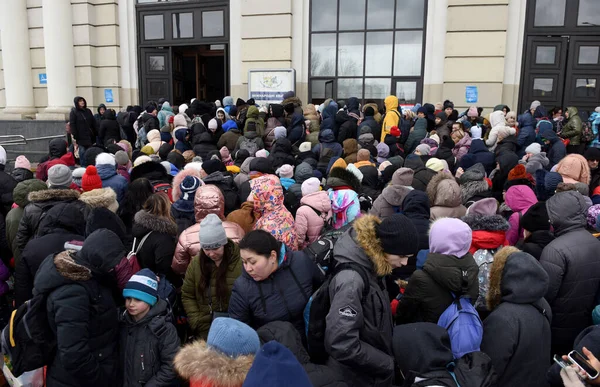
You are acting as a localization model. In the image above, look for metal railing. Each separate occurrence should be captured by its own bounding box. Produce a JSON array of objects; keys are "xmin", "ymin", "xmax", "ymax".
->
[{"xmin": 0, "ymin": 134, "xmax": 66, "ymax": 147}]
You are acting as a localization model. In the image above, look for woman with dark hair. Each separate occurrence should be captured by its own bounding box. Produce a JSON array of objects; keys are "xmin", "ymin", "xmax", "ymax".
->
[
  {"xmin": 117, "ymin": 177, "xmax": 154, "ymax": 233},
  {"xmin": 228, "ymin": 229, "xmax": 322, "ymax": 337},
  {"xmin": 182, "ymin": 214, "xmax": 242, "ymax": 339}
]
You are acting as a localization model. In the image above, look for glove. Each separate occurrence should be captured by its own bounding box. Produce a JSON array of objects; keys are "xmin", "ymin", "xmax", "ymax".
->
[{"xmin": 560, "ymin": 367, "xmax": 585, "ymax": 387}]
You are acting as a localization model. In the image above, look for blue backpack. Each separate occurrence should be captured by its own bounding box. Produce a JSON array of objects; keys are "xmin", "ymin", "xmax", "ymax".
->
[{"xmin": 437, "ymin": 271, "xmax": 483, "ymax": 359}]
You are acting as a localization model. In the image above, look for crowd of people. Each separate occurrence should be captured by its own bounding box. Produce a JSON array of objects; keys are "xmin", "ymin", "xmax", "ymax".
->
[{"xmin": 1, "ymin": 92, "xmax": 600, "ymax": 386}]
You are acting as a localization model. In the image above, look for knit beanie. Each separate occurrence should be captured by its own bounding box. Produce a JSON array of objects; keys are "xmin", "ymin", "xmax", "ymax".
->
[
  {"xmin": 426, "ymin": 158, "xmax": 445, "ymax": 172},
  {"xmin": 357, "ymin": 149, "xmax": 371, "ymax": 162},
  {"xmin": 180, "ymin": 175, "xmax": 201, "ymax": 200},
  {"xmin": 525, "ymin": 143, "xmax": 542, "ymax": 155},
  {"xmin": 392, "ymin": 168, "xmax": 414, "ymax": 186},
  {"xmin": 378, "ymin": 161, "xmax": 392, "ymax": 173},
  {"xmin": 208, "ymin": 118, "xmax": 218, "ymax": 132},
  {"xmin": 274, "ymin": 126, "xmax": 287, "ymax": 140},
  {"xmin": 123, "ymin": 268, "xmax": 158, "ymax": 306},
  {"xmin": 81, "ymin": 166, "xmax": 103, "ymax": 192},
  {"xmin": 202, "ymin": 159, "xmax": 224, "ymax": 176},
  {"xmin": 390, "ymin": 126, "xmax": 401, "ymax": 137},
  {"xmin": 84, "ymin": 146, "xmax": 104, "ymax": 167},
  {"xmin": 14, "ymin": 155, "xmax": 31, "ymax": 170},
  {"xmin": 114, "ymin": 150, "xmax": 129, "ymax": 166},
  {"xmin": 470, "ymin": 126, "xmax": 482, "ymax": 140},
  {"xmin": 376, "ymin": 214, "xmax": 420, "ymax": 256},
  {"xmin": 521, "ymin": 201, "xmax": 550, "ymax": 232},
  {"xmin": 133, "ymin": 155, "xmax": 152, "ymax": 167},
  {"xmin": 467, "ymin": 106, "xmax": 479, "ymax": 118},
  {"xmin": 414, "ymin": 144, "xmax": 430, "ymax": 156},
  {"xmin": 443, "ymin": 100, "xmax": 454, "ymax": 110},
  {"xmin": 299, "ymin": 142, "xmax": 312, "ymax": 153},
  {"xmin": 585, "ymin": 147, "xmax": 600, "ymax": 161},
  {"xmin": 249, "ymin": 157, "xmax": 273, "ymax": 174},
  {"xmin": 301, "ymin": 177, "xmax": 321, "ymax": 196},
  {"xmin": 242, "ymin": 341, "xmax": 312, "ymax": 387},
  {"xmin": 530, "ymin": 100, "xmax": 541, "ymax": 111},
  {"xmin": 47, "ymin": 164, "xmax": 73, "ymax": 188},
  {"xmin": 330, "ymin": 158, "xmax": 347, "ymax": 171},
  {"xmin": 276, "ymin": 164, "xmax": 294, "ymax": 179},
  {"xmin": 429, "ymin": 218, "xmax": 472, "ymax": 257},
  {"xmin": 430, "ymin": 134, "xmax": 440, "ymax": 145},
  {"xmin": 96, "ymin": 152, "xmax": 116, "ymax": 167},
  {"xmin": 219, "ymin": 146, "xmax": 232, "ymax": 161},
  {"xmin": 255, "ymin": 149, "xmax": 269, "ymax": 159},
  {"xmin": 72, "ymin": 167, "xmax": 86, "ymax": 187},
  {"xmin": 141, "ymin": 145, "xmax": 155, "ymax": 156},
  {"xmin": 207, "ymin": 317, "xmax": 260, "ymax": 357},
  {"xmin": 199, "ymin": 214, "xmax": 228, "ymax": 249},
  {"xmin": 466, "ymin": 197, "xmax": 497, "ymax": 216},
  {"xmin": 508, "ymin": 164, "xmax": 528, "ymax": 181}
]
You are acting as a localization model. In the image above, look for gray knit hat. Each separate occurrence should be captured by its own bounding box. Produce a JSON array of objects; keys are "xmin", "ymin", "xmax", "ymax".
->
[
  {"xmin": 72, "ymin": 167, "xmax": 86, "ymax": 187},
  {"xmin": 199, "ymin": 214, "xmax": 228, "ymax": 249},
  {"xmin": 47, "ymin": 164, "xmax": 73, "ymax": 188},
  {"xmin": 114, "ymin": 150, "xmax": 129, "ymax": 166}
]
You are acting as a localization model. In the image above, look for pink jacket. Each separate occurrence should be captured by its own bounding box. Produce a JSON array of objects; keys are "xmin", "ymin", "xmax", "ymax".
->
[
  {"xmin": 452, "ymin": 134, "xmax": 472, "ymax": 162},
  {"xmin": 171, "ymin": 184, "xmax": 245, "ymax": 275},
  {"xmin": 505, "ymin": 185, "xmax": 538, "ymax": 245},
  {"xmin": 295, "ymin": 191, "xmax": 332, "ymax": 249}
]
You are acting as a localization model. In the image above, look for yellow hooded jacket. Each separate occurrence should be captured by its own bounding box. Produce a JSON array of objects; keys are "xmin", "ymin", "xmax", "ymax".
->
[{"xmin": 381, "ymin": 95, "xmax": 400, "ymax": 143}]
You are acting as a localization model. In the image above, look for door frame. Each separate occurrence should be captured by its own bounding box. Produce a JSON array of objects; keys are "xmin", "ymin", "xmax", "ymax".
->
[{"xmin": 140, "ymin": 47, "xmax": 173, "ymax": 105}]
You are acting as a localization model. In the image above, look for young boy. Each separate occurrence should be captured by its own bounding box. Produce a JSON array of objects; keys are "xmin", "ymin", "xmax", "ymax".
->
[{"xmin": 120, "ymin": 269, "xmax": 180, "ymax": 387}]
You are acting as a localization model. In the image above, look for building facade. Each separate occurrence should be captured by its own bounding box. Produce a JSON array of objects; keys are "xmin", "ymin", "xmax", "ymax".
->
[{"xmin": 0, "ymin": 0, "xmax": 599, "ymax": 121}]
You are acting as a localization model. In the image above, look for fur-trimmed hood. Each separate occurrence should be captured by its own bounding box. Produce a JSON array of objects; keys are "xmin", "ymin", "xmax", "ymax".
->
[
  {"xmin": 28, "ymin": 188, "xmax": 80, "ymax": 203},
  {"xmin": 173, "ymin": 340, "xmax": 254, "ymax": 386},
  {"xmin": 487, "ymin": 247, "xmax": 549, "ymax": 311},
  {"xmin": 462, "ymin": 214, "xmax": 509, "ymax": 232},
  {"xmin": 134, "ymin": 209, "xmax": 178, "ymax": 236},
  {"xmin": 79, "ymin": 188, "xmax": 119, "ymax": 213},
  {"xmin": 333, "ymin": 215, "xmax": 392, "ymax": 276},
  {"xmin": 427, "ymin": 172, "xmax": 461, "ymax": 207},
  {"xmin": 327, "ymin": 166, "xmax": 362, "ymax": 192},
  {"xmin": 172, "ymin": 169, "xmax": 203, "ymax": 201}
]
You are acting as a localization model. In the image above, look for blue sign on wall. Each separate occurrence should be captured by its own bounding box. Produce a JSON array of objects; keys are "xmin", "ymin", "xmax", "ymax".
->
[
  {"xmin": 465, "ymin": 86, "xmax": 478, "ymax": 103},
  {"xmin": 38, "ymin": 73, "xmax": 47, "ymax": 85},
  {"xmin": 104, "ymin": 89, "xmax": 114, "ymax": 103}
]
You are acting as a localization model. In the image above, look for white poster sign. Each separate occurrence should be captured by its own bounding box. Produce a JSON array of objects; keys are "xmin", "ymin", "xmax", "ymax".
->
[{"xmin": 248, "ymin": 69, "xmax": 296, "ymax": 105}]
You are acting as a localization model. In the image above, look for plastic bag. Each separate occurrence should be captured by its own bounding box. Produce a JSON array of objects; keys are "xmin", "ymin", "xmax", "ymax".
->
[{"xmin": 2, "ymin": 364, "xmax": 44, "ymax": 387}]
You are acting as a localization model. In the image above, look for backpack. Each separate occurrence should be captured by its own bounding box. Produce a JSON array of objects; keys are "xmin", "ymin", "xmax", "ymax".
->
[
  {"xmin": 581, "ymin": 121, "xmax": 594, "ymax": 144},
  {"xmin": 437, "ymin": 272, "xmax": 483, "ymax": 359},
  {"xmin": 304, "ymin": 261, "xmax": 370, "ymax": 364},
  {"xmin": 317, "ymin": 146, "xmax": 335, "ymax": 175},
  {"xmin": 239, "ymin": 137, "xmax": 259, "ymax": 156},
  {"xmin": 1, "ymin": 294, "xmax": 56, "ymax": 377},
  {"xmin": 472, "ymin": 248, "xmax": 498, "ymax": 312},
  {"xmin": 153, "ymin": 182, "xmax": 173, "ymax": 202},
  {"xmin": 115, "ymin": 232, "xmax": 150, "ymax": 291},
  {"xmin": 406, "ymin": 352, "xmax": 497, "ymax": 387}
]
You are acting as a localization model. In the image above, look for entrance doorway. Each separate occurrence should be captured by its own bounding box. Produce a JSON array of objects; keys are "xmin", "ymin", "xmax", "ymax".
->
[{"xmin": 140, "ymin": 45, "xmax": 227, "ymax": 105}]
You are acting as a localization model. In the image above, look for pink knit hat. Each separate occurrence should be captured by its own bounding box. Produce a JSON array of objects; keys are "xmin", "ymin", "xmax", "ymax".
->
[
  {"xmin": 14, "ymin": 155, "xmax": 31, "ymax": 170},
  {"xmin": 277, "ymin": 164, "xmax": 294, "ymax": 179},
  {"xmin": 467, "ymin": 106, "xmax": 479, "ymax": 118}
]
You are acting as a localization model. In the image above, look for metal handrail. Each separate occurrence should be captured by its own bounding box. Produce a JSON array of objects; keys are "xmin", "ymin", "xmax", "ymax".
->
[{"xmin": 0, "ymin": 134, "xmax": 65, "ymax": 146}]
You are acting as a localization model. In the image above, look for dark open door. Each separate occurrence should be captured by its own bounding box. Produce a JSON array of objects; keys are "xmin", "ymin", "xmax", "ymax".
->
[
  {"xmin": 521, "ymin": 36, "xmax": 569, "ymax": 111},
  {"xmin": 563, "ymin": 36, "xmax": 600, "ymax": 115},
  {"xmin": 140, "ymin": 47, "xmax": 172, "ymax": 104}
]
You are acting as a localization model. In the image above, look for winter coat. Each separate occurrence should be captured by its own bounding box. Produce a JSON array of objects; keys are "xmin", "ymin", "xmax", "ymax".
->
[
  {"xmin": 34, "ymin": 230, "xmax": 124, "ymax": 387},
  {"xmin": 486, "ymin": 124, "xmax": 516, "ymax": 153},
  {"xmin": 381, "ymin": 96, "xmax": 401, "ymax": 143},
  {"xmin": 540, "ymin": 191, "xmax": 600, "ymax": 352},
  {"xmin": 157, "ymin": 101, "xmax": 174, "ymax": 128},
  {"xmin": 426, "ymin": 172, "xmax": 466, "ymax": 221},
  {"xmin": 36, "ymin": 138, "xmax": 76, "ymax": 182},
  {"xmin": 402, "ymin": 190, "xmax": 431, "ymax": 251},
  {"xmin": 395, "ymin": 251, "xmax": 479, "ymax": 325},
  {"xmin": 288, "ymin": 113, "xmax": 306, "ymax": 145},
  {"xmin": 404, "ymin": 118, "xmax": 427, "ymax": 155},
  {"xmin": 343, "ymin": 139, "xmax": 359, "ymax": 164},
  {"xmin": 234, "ymin": 157, "xmax": 253, "ymax": 189},
  {"xmin": 0, "ymin": 166, "xmax": 17, "ymax": 217},
  {"xmin": 173, "ymin": 128, "xmax": 192, "ymax": 153},
  {"xmin": 119, "ymin": 299, "xmax": 179, "ymax": 387},
  {"xmin": 243, "ymin": 106, "xmax": 265, "ymax": 137},
  {"xmin": 16, "ymin": 189, "xmax": 81, "ymax": 252},
  {"xmin": 182, "ymin": 240, "xmax": 242, "ymax": 339},
  {"xmin": 295, "ymin": 191, "xmax": 332, "ymax": 249},
  {"xmin": 452, "ymin": 134, "xmax": 471, "ymax": 162},
  {"xmin": 590, "ymin": 111, "xmax": 600, "ymax": 148},
  {"xmin": 16, "ymin": 202, "xmax": 86, "ymax": 307},
  {"xmin": 313, "ymin": 130, "xmax": 343, "ymax": 173},
  {"xmin": 11, "ymin": 168, "xmax": 33, "ymax": 183},
  {"xmin": 69, "ymin": 97, "xmax": 97, "ymax": 147},
  {"xmin": 337, "ymin": 98, "xmax": 360, "ymax": 144},
  {"xmin": 516, "ymin": 230, "xmax": 555, "ymax": 260},
  {"xmin": 358, "ymin": 116, "xmax": 380, "ymax": 143},
  {"xmin": 522, "ymin": 152, "xmax": 549, "ymax": 175},
  {"xmin": 325, "ymin": 215, "xmax": 395, "ymax": 387},
  {"xmin": 139, "ymin": 112, "xmax": 160, "ymax": 134},
  {"xmin": 251, "ymin": 175, "xmax": 298, "ymax": 250},
  {"xmin": 226, "ymin": 201, "xmax": 256, "ymax": 234},
  {"xmin": 193, "ymin": 132, "xmax": 218, "ymax": 161},
  {"xmin": 459, "ymin": 139, "xmax": 496, "ymax": 176},
  {"xmin": 228, "ymin": 247, "xmax": 321, "ymax": 338},
  {"xmin": 540, "ymin": 127, "xmax": 567, "ymax": 169},
  {"xmin": 203, "ymin": 171, "xmax": 239, "ymax": 216},
  {"xmin": 327, "ymin": 168, "xmax": 362, "ymax": 229},
  {"xmin": 404, "ymin": 157, "xmax": 438, "ymax": 192},
  {"xmin": 132, "ymin": 210, "xmax": 178, "ymax": 282},
  {"xmin": 370, "ymin": 185, "xmax": 413, "ymax": 220},
  {"xmin": 561, "ymin": 107, "xmax": 583, "ymax": 145},
  {"xmin": 481, "ymin": 249, "xmax": 552, "ymax": 387},
  {"xmin": 234, "ymin": 130, "xmax": 265, "ymax": 156},
  {"xmin": 491, "ymin": 152, "xmax": 519, "ymax": 201},
  {"xmin": 217, "ymin": 127, "xmax": 242, "ymax": 153},
  {"xmin": 358, "ymin": 133, "xmax": 378, "ymax": 159},
  {"xmin": 504, "ymin": 185, "xmax": 538, "ymax": 245},
  {"xmin": 171, "ymin": 195, "xmax": 196, "ymax": 237},
  {"xmin": 516, "ymin": 113, "xmax": 537, "ymax": 152},
  {"xmin": 98, "ymin": 110, "xmax": 121, "ymax": 145},
  {"xmin": 172, "ymin": 185, "xmax": 245, "ymax": 276},
  {"xmin": 288, "ymin": 162, "xmax": 314, "ymax": 200},
  {"xmin": 96, "ymin": 164, "xmax": 128, "ymax": 203},
  {"xmin": 269, "ymin": 138, "xmax": 296, "ymax": 171}
]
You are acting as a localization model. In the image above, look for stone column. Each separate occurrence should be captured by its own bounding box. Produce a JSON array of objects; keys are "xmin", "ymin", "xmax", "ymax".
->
[
  {"xmin": 37, "ymin": 0, "xmax": 77, "ymax": 120},
  {"xmin": 0, "ymin": 0, "xmax": 37, "ymax": 119}
]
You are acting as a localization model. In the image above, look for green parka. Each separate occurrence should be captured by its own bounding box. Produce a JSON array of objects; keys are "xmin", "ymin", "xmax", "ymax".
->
[{"xmin": 561, "ymin": 106, "xmax": 583, "ymax": 146}]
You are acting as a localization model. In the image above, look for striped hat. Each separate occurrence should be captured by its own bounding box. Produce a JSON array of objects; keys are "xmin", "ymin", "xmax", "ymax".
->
[{"xmin": 123, "ymin": 269, "xmax": 158, "ymax": 306}]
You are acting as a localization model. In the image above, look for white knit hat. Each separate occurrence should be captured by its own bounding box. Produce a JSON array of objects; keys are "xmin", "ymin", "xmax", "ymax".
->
[
  {"xmin": 525, "ymin": 143, "xmax": 542, "ymax": 155},
  {"xmin": 96, "ymin": 152, "xmax": 116, "ymax": 167}
]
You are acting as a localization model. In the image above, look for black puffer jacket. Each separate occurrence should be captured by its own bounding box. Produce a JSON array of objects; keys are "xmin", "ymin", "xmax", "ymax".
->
[
  {"xmin": 336, "ymin": 98, "xmax": 360, "ymax": 144},
  {"xmin": 516, "ymin": 230, "xmax": 555, "ymax": 260},
  {"xmin": 540, "ymin": 191, "xmax": 600, "ymax": 354},
  {"xmin": 119, "ymin": 299, "xmax": 180, "ymax": 387},
  {"xmin": 257, "ymin": 321, "xmax": 349, "ymax": 387},
  {"xmin": 16, "ymin": 202, "xmax": 86, "ymax": 307},
  {"xmin": 193, "ymin": 132, "xmax": 218, "ymax": 161},
  {"xmin": 404, "ymin": 157, "xmax": 437, "ymax": 192},
  {"xmin": 98, "ymin": 109, "xmax": 121, "ymax": 146},
  {"xmin": 15, "ymin": 189, "xmax": 81, "ymax": 252},
  {"xmin": 129, "ymin": 161, "xmax": 173, "ymax": 187},
  {"xmin": 203, "ymin": 172, "xmax": 238, "ymax": 216},
  {"xmin": 481, "ymin": 249, "xmax": 552, "ymax": 387},
  {"xmin": 0, "ymin": 165, "xmax": 17, "ymax": 216},
  {"xmin": 395, "ymin": 252, "xmax": 479, "ymax": 325},
  {"xmin": 132, "ymin": 210, "xmax": 178, "ymax": 282},
  {"xmin": 269, "ymin": 138, "xmax": 296, "ymax": 171},
  {"xmin": 228, "ymin": 247, "xmax": 322, "ymax": 339},
  {"xmin": 69, "ymin": 97, "xmax": 97, "ymax": 147},
  {"xmin": 33, "ymin": 229, "xmax": 124, "ymax": 387}
]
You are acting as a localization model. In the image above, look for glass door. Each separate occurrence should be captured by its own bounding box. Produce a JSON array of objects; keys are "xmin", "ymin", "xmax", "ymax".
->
[{"xmin": 392, "ymin": 78, "xmax": 421, "ymax": 110}]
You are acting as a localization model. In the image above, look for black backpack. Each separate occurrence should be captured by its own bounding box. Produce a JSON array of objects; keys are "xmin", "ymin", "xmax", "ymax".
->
[
  {"xmin": 1, "ymin": 294, "xmax": 56, "ymax": 377},
  {"xmin": 304, "ymin": 221, "xmax": 353, "ymax": 273},
  {"xmin": 403, "ymin": 352, "xmax": 497, "ymax": 387}
]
